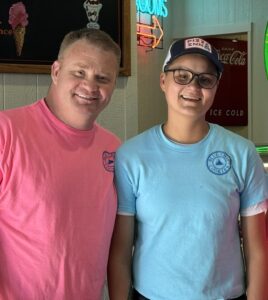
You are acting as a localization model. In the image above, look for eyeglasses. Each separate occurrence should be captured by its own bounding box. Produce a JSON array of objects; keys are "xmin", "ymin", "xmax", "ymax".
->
[{"xmin": 165, "ymin": 68, "xmax": 219, "ymax": 89}]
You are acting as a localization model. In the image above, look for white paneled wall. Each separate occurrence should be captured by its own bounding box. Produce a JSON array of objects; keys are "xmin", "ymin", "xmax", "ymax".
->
[
  {"xmin": 37, "ymin": 75, "xmax": 52, "ymax": 99},
  {"xmin": 178, "ymin": 0, "xmax": 252, "ymax": 27},
  {"xmin": 97, "ymin": 79, "xmax": 128, "ymax": 140},
  {"xmin": 2, "ymin": 74, "xmax": 38, "ymax": 109}
]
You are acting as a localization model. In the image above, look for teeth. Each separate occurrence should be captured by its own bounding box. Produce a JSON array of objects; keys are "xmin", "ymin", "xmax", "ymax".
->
[
  {"xmin": 76, "ymin": 93, "xmax": 97, "ymax": 100},
  {"xmin": 78, "ymin": 94, "xmax": 89, "ymax": 99},
  {"xmin": 181, "ymin": 95, "xmax": 200, "ymax": 101}
]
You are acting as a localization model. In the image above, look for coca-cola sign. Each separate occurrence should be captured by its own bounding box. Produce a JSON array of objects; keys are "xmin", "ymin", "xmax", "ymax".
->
[
  {"xmin": 205, "ymin": 38, "xmax": 248, "ymax": 126},
  {"xmin": 219, "ymin": 50, "xmax": 247, "ymax": 66}
]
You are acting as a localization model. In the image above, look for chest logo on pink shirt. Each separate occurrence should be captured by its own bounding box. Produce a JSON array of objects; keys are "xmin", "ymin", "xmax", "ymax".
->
[{"xmin": 102, "ymin": 151, "xmax": 115, "ymax": 172}]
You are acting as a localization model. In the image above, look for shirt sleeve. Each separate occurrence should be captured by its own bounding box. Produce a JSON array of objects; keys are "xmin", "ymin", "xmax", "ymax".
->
[
  {"xmin": 115, "ymin": 150, "xmax": 136, "ymax": 215},
  {"xmin": 240, "ymin": 198, "xmax": 268, "ymax": 216},
  {"xmin": 240, "ymin": 143, "xmax": 268, "ymax": 210}
]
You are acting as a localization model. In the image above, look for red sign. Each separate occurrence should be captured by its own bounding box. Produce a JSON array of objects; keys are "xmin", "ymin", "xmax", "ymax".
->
[{"xmin": 205, "ymin": 38, "xmax": 248, "ymax": 126}]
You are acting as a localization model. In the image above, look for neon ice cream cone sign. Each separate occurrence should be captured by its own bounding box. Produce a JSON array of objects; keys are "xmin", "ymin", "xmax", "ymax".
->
[
  {"xmin": 83, "ymin": 0, "xmax": 103, "ymax": 29},
  {"xmin": 8, "ymin": 1, "xmax": 28, "ymax": 56}
]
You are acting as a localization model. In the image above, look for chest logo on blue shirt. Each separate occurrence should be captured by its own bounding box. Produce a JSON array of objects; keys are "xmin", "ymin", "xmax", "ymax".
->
[
  {"xmin": 102, "ymin": 151, "xmax": 115, "ymax": 172},
  {"xmin": 207, "ymin": 151, "xmax": 232, "ymax": 175}
]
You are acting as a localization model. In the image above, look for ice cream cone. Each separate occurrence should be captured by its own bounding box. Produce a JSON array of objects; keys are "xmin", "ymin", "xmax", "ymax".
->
[{"xmin": 13, "ymin": 25, "xmax": 26, "ymax": 56}]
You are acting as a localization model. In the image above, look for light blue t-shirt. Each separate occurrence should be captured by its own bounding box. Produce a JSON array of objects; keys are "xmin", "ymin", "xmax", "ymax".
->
[{"xmin": 115, "ymin": 124, "xmax": 268, "ymax": 300}]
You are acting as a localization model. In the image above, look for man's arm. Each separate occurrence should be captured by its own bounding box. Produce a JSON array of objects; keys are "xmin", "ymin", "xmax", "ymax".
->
[
  {"xmin": 241, "ymin": 212, "xmax": 268, "ymax": 300},
  {"xmin": 108, "ymin": 215, "xmax": 135, "ymax": 300}
]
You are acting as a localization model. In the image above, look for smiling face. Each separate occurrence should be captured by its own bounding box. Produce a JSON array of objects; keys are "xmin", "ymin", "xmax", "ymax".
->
[
  {"xmin": 160, "ymin": 53, "xmax": 219, "ymax": 124},
  {"xmin": 47, "ymin": 38, "xmax": 118, "ymax": 129}
]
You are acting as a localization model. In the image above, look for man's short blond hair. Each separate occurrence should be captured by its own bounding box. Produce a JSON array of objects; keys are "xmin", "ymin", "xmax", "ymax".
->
[{"xmin": 58, "ymin": 28, "xmax": 121, "ymax": 70}]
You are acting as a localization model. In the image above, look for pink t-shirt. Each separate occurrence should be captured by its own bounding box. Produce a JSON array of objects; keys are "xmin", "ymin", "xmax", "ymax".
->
[{"xmin": 0, "ymin": 99, "xmax": 120, "ymax": 300}]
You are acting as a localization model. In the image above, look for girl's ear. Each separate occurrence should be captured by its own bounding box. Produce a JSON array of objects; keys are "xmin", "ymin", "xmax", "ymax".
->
[
  {"xmin": 160, "ymin": 72, "xmax": 166, "ymax": 92},
  {"xmin": 51, "ymin": 60, "xmax": 61, "ymax": 84}
]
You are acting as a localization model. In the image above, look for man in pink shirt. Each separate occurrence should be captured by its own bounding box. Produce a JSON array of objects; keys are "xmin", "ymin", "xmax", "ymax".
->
[{"xmin": 0, "ymin": 28, "xmax": 121, "ymax": 300}]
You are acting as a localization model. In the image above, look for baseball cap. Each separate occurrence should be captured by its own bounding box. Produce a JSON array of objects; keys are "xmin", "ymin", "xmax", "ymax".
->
[{"xmin": 162, "ymin": 37, "xmax": 223, "ymax": 75}]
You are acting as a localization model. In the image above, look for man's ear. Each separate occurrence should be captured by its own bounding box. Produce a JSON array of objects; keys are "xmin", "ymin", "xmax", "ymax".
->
[
  {"xmin": 160, "ymin": 72, "xmax": 166, "ymax": 92},
  {"xmin": 51, "ymin": 60, "xmax": 61, "ymax": 84}
]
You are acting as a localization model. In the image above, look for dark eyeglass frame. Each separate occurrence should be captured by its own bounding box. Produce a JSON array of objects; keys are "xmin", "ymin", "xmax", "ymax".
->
[{"xmin": 164, "ymin": 68, "xmax": 220, "ymax": 89}]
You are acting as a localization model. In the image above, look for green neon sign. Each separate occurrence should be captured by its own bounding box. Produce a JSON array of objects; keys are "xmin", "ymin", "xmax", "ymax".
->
[
  {"xmin": 256, "ymin": 146, "xmax": 268, "ymax": 154},
  {"xmin": 265, "ymin": 22, "xmax": 268, "ymax": 79}
]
